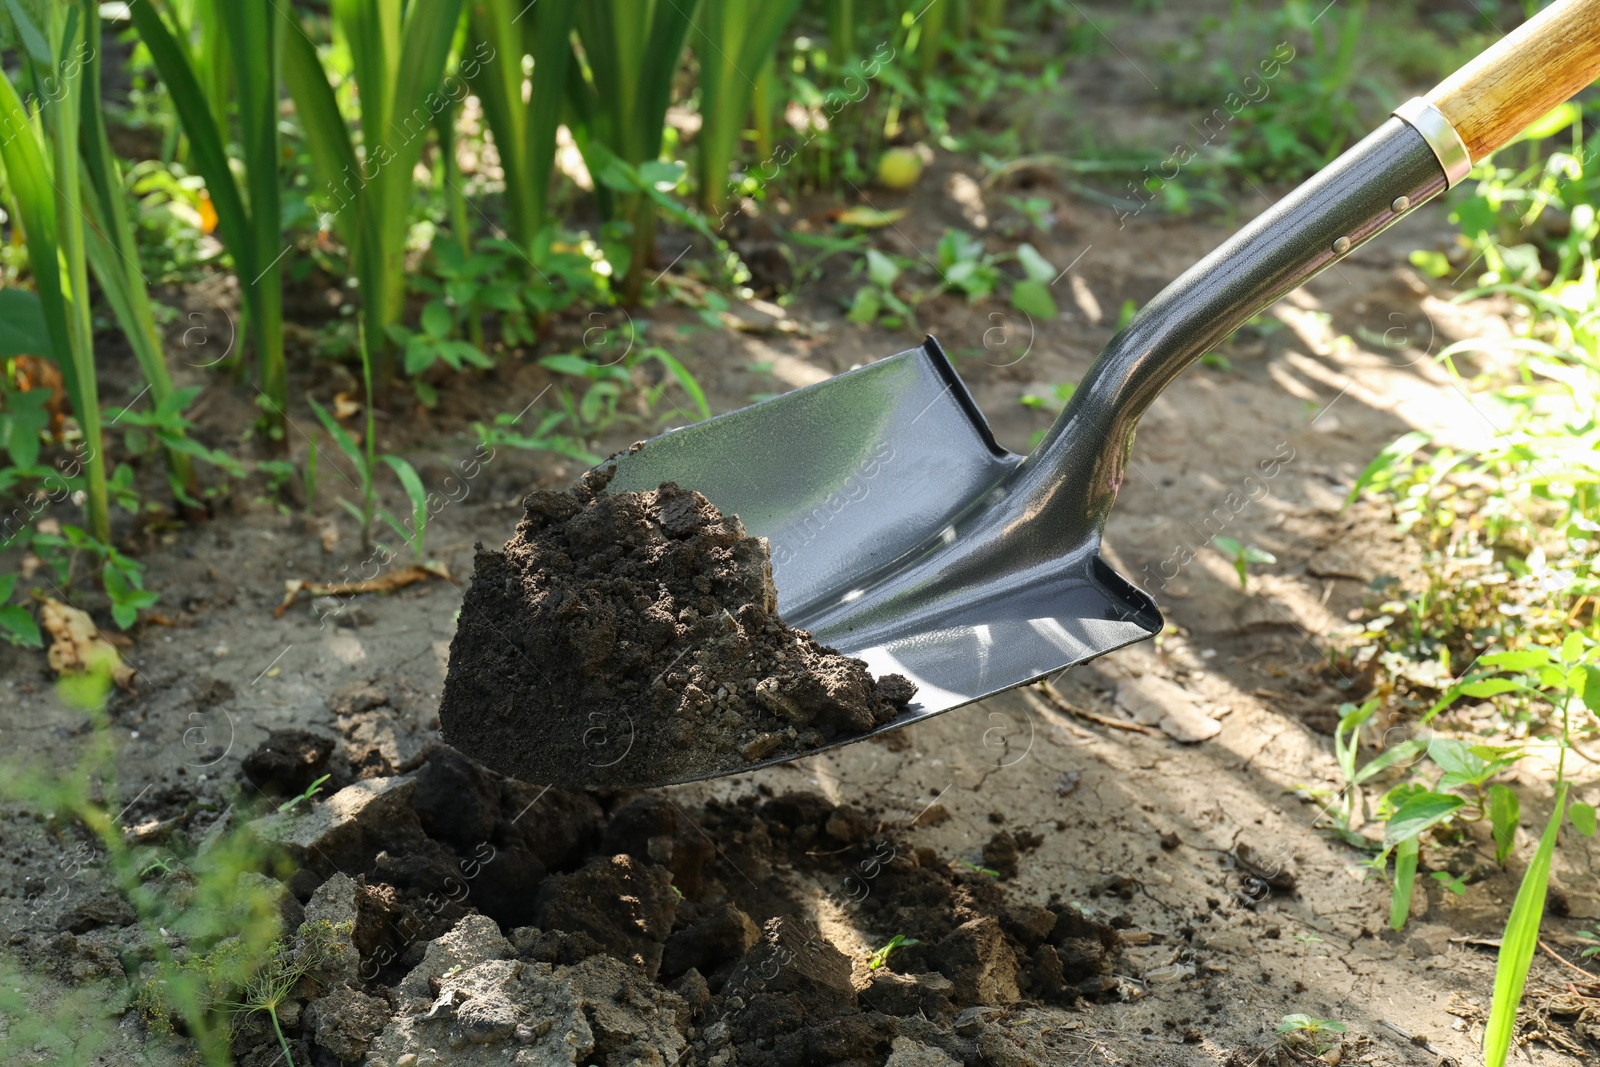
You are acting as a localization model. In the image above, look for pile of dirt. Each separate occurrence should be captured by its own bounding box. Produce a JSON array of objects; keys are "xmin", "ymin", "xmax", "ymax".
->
[
  {"xmin": 439, "ymin": 472, "xmax": 916, "ymax": 788},
  {"xmin": 218, "ymin": 737, "xmax": 1125, "ymax": 1066}
]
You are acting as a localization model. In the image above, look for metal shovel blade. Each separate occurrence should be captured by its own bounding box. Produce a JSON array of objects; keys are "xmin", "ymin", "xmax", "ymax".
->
[
  {"xmin": 603, "ymin": 337, "xmax": 1162, "ymax": 779},
  {"xmin": 597, "ymin": 111, "xmax": 1459, "ymax": 786}
]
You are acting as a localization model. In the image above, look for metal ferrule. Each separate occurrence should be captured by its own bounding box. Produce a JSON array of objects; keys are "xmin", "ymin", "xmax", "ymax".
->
[{"xmin": 1393, "ymin": 97, "xmax": 1473, "ymax": 187}]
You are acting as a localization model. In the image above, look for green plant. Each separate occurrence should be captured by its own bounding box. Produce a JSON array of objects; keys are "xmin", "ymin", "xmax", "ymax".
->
[
  {"xmin": 462, "ymin": 0, "xmax": 579, "ymax": 262},
  {"xmin": 377, "ymin": 456, "xmax": 428, "ymax": 561},
  {"xmin": 1576, "ymin": 923, "xmax": 1600, "ymax": 959},
  {"xmin": 540, "ymin": 345, "xmax": 710, "ymax": 437},
  {"xmin": 0, "ymin": 0, "xmax": 110, "ymax": 542},
  {"xmin": 866, "ymin": 933, "xmax": 920, "ymax": 969},
  {"xmin": 277, "ymin": 773, "xmax": 331, "ymax": 814},
  {"xmin": 567, "ymin": 1, "xmax": 696, "ymax": 303},
  {"xmin": 692, "ymin": 0, "xmax": 803, "ymax": 217},
  {"xmin": 130, "ymin": 0, "xmax": 289, "ymax": 440},
  {"xmin": 847, "ymin": 248, "xmax": 914, "ymax": 329},
  {"xmin": 0, "ymin": 572, "xmax": 41, "ymax": 646},
  {"xmin": 936, "ymin": 228, "xmax": 1000, "ymax": 302},
  {"xmin": 282, "ymin": 0, "xmax": 466, "ymax": 382},
  {"xmin": 0, "ymin": 645, "xmax": 290, "ymax": 1066},
  {"xmin": 1275, "ymin": 1014, "xmax": 1346, "ymax": 1054},
  {"xmin": 1210, "ymin": 535, "xmax": 1275, "ymax": 589}
]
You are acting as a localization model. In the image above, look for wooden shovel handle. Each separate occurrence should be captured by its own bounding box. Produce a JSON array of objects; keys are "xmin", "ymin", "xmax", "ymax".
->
[{"xmin": 1426, "ymin": 0, "xmax": 1600, "ymax": 162}]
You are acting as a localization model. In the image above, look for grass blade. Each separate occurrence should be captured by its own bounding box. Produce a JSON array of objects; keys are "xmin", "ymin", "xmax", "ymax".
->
[{"xmin": 1484, "ymin": 784, "xmax": 1567, "ymax": 1067}]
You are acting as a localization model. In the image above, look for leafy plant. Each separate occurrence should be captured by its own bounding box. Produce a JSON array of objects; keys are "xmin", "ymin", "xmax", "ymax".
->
[
  {"xmin": 1276, "ymin": 1013, "xmax": 1346, "ymax": 1055},
  {"xmin": 567, "ymin": 1, "xmax": 696, "ymax": 303},
  {"xmin": 692, "ymin": 0, "xmax": 803, "ymax": 217},
  {"xmin": 462, "ymin": 0, "xmax": 580, "ymax": 265},
  {"xmin": 1211, "ymin": 535, "xmax": 1276, "ymax": 589},
  {"xmin": 866, "ymin": 933, "xmax": 920, "ymax": 970},
  {"xmin": 0, "ymin": 572, "xmax": 41, "ymax": 647},
  {"xmin": 277, "ymin": 773, "xmax": 331, "ymax": 814},
  {"xmin": 847, "ymin": 248, "xmax": 914, "ymax": 329},
  {"xmin": 130, "ymin": 0, "xmax": 289, "ymax": 439},
  {"xmin": 0, "ymin": 0, "xmax": 110, "ymax": 542},
  {"xmin": 282, "ymin": 0, "xmax": 466, "ymax": 382}
]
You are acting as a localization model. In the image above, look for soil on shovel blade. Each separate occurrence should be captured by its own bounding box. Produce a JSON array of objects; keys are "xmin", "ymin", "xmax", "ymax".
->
[{"xmin": 439, "ymin": 470, "xmax": 916, "ymax": 787}]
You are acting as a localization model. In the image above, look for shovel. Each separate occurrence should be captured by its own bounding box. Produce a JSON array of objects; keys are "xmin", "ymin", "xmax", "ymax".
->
[{"xmin": 474, "ymin": 1, "xmax": 1600, "ymax": 788}]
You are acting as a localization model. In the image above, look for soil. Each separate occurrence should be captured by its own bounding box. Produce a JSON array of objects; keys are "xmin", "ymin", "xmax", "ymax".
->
[
  {"xmin": 439, "ymin": 474, "xmax": 916, "ymax": 788},
  {"xmin": 3, "ymin": 4, "xmax": 1600, "ymax": 1064}
]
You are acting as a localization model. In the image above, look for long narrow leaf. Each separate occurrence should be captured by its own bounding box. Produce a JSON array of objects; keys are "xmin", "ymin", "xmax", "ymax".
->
[{"xmin": 1484, "ymin": 785, "xmax": 1568, "ymax": 1067}]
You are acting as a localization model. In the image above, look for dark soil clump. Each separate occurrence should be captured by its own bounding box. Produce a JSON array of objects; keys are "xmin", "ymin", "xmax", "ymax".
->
[{"xmin": 439, "ymin": 473, "xmax": 915, "ymax": 787}]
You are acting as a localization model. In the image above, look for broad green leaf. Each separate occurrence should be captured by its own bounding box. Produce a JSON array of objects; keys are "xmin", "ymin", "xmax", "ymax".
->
[
  {"xmin": 1488, "ymin": 784, "xmax": 1519, "ymax": 866},
  {"xmin": 540, "ymin": 354, "xmax": 598, "ymax": 378},
  {"xmin": 1479, "ymin": 649, "xmax": 1552, "ymax": 671},
  {"xmin": 0, "ymin": 289, "xmax": 50, "ymax": 357},
  {"xmin": 0, "ymin": 604, "xmax": 42, "ymax": 648},
  {"xmin": 1572, "ymin": 802, "xmax": 1597, "ymax": 838},
  {"xmin": 1561, "ymin": 631, "xmax": 1585, "ymax": 666},
  {"xmin": 1483, "ymin": 785, "xmax": 1567, "ymax": 1067},
  {"xmin": 1011, "ymin": 279, "xmax": 1058, "ymax": 320},
  {"xmin": 1382, "ymin": 790, "xmax": 1464, "ymax": 849},
  {"xmin": 848, "ymin": 286, "xmax": 880, "ymax": 324},
  {"xmin": 422, "ymin": 300, "xmax": 453, "ymax": 340},
  {"xmin": 865, "ymin": 248, "xmax": 900, "ymax": 289},
  {"xmin": 1352, "ymin": 739, "xmax": 1425, "ymax": 784},
  {"xmin": 1016, "ymin": 243, "xmax": 1056, "ymax": 284}
]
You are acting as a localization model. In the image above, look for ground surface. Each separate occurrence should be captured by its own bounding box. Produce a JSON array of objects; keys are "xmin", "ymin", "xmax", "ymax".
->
[{"xmin": 4, "ymin": 3, "xmax": 1600, "ymax": 1064}]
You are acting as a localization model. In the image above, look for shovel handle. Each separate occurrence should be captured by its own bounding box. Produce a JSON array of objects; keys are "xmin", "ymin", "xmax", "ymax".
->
[{"xmin": 1426, "ymin": 0, "xmax": 1600, "ymax": 163}]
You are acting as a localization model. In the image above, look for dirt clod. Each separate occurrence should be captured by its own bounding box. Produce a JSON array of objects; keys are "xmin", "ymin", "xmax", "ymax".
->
[{"xmin": 438, "ymin": 478, "xmax": 915, "ymax": 787}]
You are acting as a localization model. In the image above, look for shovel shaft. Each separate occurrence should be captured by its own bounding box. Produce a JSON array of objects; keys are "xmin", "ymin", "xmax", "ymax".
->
[
  {"xmin": 1029, "ymin": 117, "xmax": 1447, "ymax": 535},
  {"xmin": 1033, "ymin": 0, "xmax": 1600, "ymax": 542},
  {"xmin": 1426, "ymin": 0, "xmax": 1600, "ymax": 164}
]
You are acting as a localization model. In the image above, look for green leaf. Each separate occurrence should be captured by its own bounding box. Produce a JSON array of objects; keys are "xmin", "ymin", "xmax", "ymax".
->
[
  {"xmin": 1390, "ymin": 834, "xmax": 1418, "ymax": 931},
  {"xmin": 0, "ymin": 604, "xmax": 42, "ymax": 648},
  {"xmin": 1582, "ymin": 665, "xmax": 1600, "ymax": 712},
  {"xmin": 1483, "ymin": 785, "xmax": 1567, "ymax": 1067},
  {"xmin": 422, "ymin": 300, "xmax": 453, "ymax": 340},
  {"xmin": 864, "ymin": 248, "xmax": 900, "ymax": 289},
  {"xmin": 848, "ymin": 286, "xmax": 881, "ymax": 324},
  {"xmin": 1572, "ymin": 802, "xmax": 1597, "ymax": 838},
  {"xmin": 1488, "ymin": 784, "xmax": 1519, "ymax": 866},
  {"xmin": 1561, "ymin": 631, "xmax": 1585, "ymax": 667},
  {"xmin": 1345, "ymin": 430, "xmax": 1431, "ymax": 507},
  {"xmin": 1352, "ymin": 739, "xmax": 1425, "ymax": 785},
  {"xmin": 540, "ymin": 353, "xmax": 598, "ymax": 378},
  {"xmin": 1479, "ymin": 649, "xmax": 1553, "ymax": 672},
  {"xmin": 1382, "ymin": 790, "xmax": 1464, "ymax": 850},
  {"xmin": 0, "ymin": 289, "xmax": 50, "ymax": 357},
  {"xmin": 1016, "ymin": 243, "xmax": 1056, "ymax": 284},
  {"xmin": 404, "ymin": 338, "xmax": 438, "ymax": 376},
  {"xmin": 1011, "ymin": 279, "xmax": 1058, "ymax": 320}
]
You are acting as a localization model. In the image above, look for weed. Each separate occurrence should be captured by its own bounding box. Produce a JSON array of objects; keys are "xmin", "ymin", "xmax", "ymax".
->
[
  {"xmin": 847, "ymin": 248, "xmax": 915, "ymax": 329},
  {"xmin": 1577, "ymin": 924, "xmax": 1600, "ymax": 959},
  {"xmin": 1276, "ymin": 1013, "xmax": 1346, "ymax": 1055},
  {"xmin": 1211, "ymin": 536, "xmax": 1276, "ymax": 589},
  {"xmin": 867, "ymin": 933, "xmax": 920, "ymax": 970},
  {"xmin": 276, "ymin": 773, "xmax": 331, "ymax": 814}
]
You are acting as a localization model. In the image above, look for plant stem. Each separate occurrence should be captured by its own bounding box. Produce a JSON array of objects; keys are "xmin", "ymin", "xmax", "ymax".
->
[
  {"xmin": 360, "ymin": 329, "xmax": 376, "ymax": 549},
  {"xmin": 268, "ymin": 1006, "xmax": 295, "ymax": 1067}
]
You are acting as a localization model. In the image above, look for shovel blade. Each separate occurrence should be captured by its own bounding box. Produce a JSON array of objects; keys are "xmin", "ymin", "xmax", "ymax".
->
[{"xmin": 605, "ymin": 339, "xmax": 1162, "ymax": 773}]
